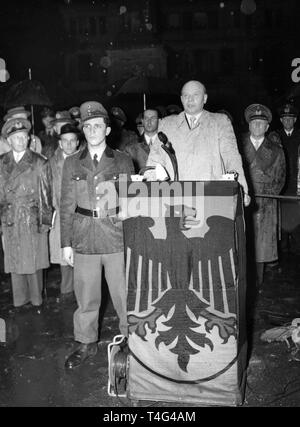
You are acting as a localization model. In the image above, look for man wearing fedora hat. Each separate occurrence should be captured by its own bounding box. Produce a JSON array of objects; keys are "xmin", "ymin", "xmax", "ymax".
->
[
  {"xmin": 49, "ymin": 123, "xmax": 81, "ymax": 304},
  {"xmin": 60, "ymin": 101, "xmax": 134, "ymax": 368},
  {"xmin": 0, "ymin": 118, "xmax": 53, "ymax": 312},
  {"xmin": 240, "ymin": 103, "xmax": 286, "ymax": 291},
  {"xmin": 276, "ymin": 103, "xmax": 300, "ymax": 255}
]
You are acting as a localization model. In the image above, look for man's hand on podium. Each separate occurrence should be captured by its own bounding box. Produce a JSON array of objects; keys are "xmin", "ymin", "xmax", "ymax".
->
[{"xmin": 143, "ymin": 164, "xmax": 169, "ymax": 181}]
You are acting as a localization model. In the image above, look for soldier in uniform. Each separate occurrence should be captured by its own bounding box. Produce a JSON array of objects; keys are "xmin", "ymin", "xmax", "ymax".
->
[
  {"xmin": 0, "ymin": 118, "xmax": 53, "ymax": 312},
  {"xmin": 2, "ymin": 106, "xmax": 42, "ymax": 154},
  {"xmin": 60, "ymin": 101, "xmax": 134, "ymax": 368},
  {"xmin": 276, "ymin": 103, "xmax": 300, "ymax": 254},
  {"xmin": 240, "ymin": 104, "xmax": 286, "ymax": 289}
]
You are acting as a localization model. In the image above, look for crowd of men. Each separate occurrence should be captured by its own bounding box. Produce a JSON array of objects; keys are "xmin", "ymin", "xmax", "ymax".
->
[{"xmin": 0, "ymin": 79, "xmax": 299, "ymax": 364}]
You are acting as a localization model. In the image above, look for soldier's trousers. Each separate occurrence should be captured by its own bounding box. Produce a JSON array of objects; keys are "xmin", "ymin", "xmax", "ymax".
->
[
  {"xmin": 60, "ymin": 265, "xmax": 74, "ymax": 294},
  {"xmin": 73, "ymin": 252, "xmax": 127, "ymax": 344},
  {"xmin": 11, "ymin": 270, "xmax": 43, "ymax": 307}
]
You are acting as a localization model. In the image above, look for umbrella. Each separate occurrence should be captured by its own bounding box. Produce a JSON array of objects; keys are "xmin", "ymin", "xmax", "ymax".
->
[
  {"xmin": 114, "ymin": 76, "xmax": 177, "ymax": 110},
  {"xmin": 4, "ymin": 79, "xmax": 52, "ymax": 110},
  {"xmin": 4, "ymin": 69, "xmax": 52, "ymax": 134}
]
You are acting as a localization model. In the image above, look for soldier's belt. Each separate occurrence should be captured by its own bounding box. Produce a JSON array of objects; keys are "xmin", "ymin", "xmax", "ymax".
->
[{"xmin": 75, "ymin": 206, "xmax": 119, "ymax": 218}]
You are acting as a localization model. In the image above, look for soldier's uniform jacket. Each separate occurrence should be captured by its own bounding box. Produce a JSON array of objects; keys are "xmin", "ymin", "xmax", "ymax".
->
[
  {"xmin": 0, "ymin": 149, "xmax": 53, "ymax": 273},
  {"xmin": 60, "ymin": 145, "xmax": 134, "ymax": 254},
  {"xmin": 241, "ymin": 132, "xmax": 286, "ymax": 262}
]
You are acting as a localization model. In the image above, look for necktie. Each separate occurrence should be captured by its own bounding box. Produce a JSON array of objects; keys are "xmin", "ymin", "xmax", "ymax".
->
[
  {"xmin": 149, "ymin": 138, "xmax": 153, "ymax": 146},
  {"xmin": 93, "ymin": 153, "xmax": 98, "ymax": 168},
  {"xmin": 190, "ymin": 116, "xmax": 196, "ymax": 129}
]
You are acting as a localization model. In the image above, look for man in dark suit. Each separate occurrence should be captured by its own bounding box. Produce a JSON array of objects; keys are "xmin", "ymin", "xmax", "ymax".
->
[
  {"xmin": 276, "ymin": 103, "xmax": 300, "ymax": 254},
  {"xmin": 123, "ymin": 108, "xmax": 160, "ymax": 174},
  {"xmin": 60, "ymin": 101, "xmax": 134, "ymax": 368}
]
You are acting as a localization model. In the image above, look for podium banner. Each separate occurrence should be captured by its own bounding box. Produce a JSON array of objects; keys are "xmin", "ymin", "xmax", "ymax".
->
[{"xmin": 122, "ymin": 181, "xmax": 247, "ymax": 406}]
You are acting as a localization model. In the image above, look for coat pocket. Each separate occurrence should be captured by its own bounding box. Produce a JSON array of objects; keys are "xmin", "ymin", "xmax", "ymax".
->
[{"xmin": 72, "ymin": 214, "xmax": 88, "ymax": 251}]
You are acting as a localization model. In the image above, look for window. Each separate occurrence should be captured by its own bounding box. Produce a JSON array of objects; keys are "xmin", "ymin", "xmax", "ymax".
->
[
  {"xmin": 194, "ymin": 49, "xmax": 213, "ymax": 74},
  {"xmin": 182, "ymin": 12, "xmax": 192, "ymax": 30},
  {"xmin": 265, "ymin": 9, "xmax": 273, "ymax": 28},
  {"xmin": 69, "ymin": 18, "xmax": 77, "ymax": 36},
  {"xmin": 89, "ymin": 17, "xmax": 97, "ymax": 36},
  {"xmin": 98, "ymin": 16, "xmax": 106, "ymax": 34},
  {"xmin": 220, "ymin": 49, "xmax": 235, "ymax": 75},
  {"xmin": 245, "ymin": 15, "xmax": 253, "ymax": 33},
  {"xmin": 193, "ymin": 12, "xmax": 208, "ymax": 29},
  {"xmin": 78, "ymin": 54, "xmax": 92, "ymax": 81},
  {"xmin": 167, "ymin": 13, "xmax": 180, "ymax": 30},
  {"xmin": 209, "ymin": 11, "xmax": 218, "ymax": 29}
]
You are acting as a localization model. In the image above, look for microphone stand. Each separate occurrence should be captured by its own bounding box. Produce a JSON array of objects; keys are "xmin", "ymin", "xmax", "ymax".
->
[{"xmin": 158, "ymin": 133, "xmax": 179, "ymax": 181}]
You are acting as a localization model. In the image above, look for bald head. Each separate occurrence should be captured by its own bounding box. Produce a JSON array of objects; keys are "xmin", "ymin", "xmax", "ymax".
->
[{"xmin": 181, "ymin": 80, "xmax": 208, "ymax": 115}]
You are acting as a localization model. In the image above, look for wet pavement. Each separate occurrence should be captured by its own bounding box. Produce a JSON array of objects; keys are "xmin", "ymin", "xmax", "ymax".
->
[{"xmin": 0, "ymin": 256, "xmax": 300, "ymax": 408}]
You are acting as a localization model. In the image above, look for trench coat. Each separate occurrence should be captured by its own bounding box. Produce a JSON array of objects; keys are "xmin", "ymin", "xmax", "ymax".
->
[
  {"xmin": 49, "ymin": 147, "xmax": 68, "ymax": 265},
  {"xmin": 0, "ymin": 149, "xmax": 53, "ymax": 274},
  {"xmin": 240, "ymin": 133, "xmax": 286, "ymax": 262},
  {"xmin": 60, "ymin": 145, "xmax": 134, "ymax": 254},
  {"xmin": 276, "ymin": 128, "xmax": 300, "ymax": 232},
  {"xmin": 146, "ymin": 110, "xmax": 248, "ymax": 194}
]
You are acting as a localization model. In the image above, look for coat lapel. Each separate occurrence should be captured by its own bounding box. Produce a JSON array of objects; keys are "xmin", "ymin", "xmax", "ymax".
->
[
  {"xmin": 4, "ymin": 149, "xmax": 33, "ymax": 182},
  {"xmin": 79, "ymin": 146, "xmax": 94, "ymax": 172},
  {"xmin": 97, "ymin": 145, "xmax": 114, "ymax": 174}
]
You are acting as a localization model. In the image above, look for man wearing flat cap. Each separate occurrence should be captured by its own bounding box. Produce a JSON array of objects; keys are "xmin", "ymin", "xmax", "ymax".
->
[
  {"xmin": 0, "ymin": 118, "xmax": 53, "ymax": 313},
  {"xmin": 240, "ymin": 103, "xmax": 286, "ymax": 290},
  {"xmin": 49, "ymin": 123, "xmax": 80, "ymax": 305},
  {"xmin": 60, "ymin": 101, "xmax": 134, "ymax": 368},
  {"xmin": 276, "ymin": 103, "xmax": 300, "ymax": 255}
]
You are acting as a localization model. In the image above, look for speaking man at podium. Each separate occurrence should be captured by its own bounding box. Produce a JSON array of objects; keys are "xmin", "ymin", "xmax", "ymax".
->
[{"xmin": 145, "ymin": 80, "xmax": 250, "ymax": 207}]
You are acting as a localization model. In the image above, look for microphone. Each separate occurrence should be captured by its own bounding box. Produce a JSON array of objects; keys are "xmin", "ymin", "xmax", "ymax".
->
[
  {"xmin": 157, "ymin": 131, "xmax": 179, "ymax": 180},
  {"xmin": 158, "ymin": 131, "xmax": 175, "ymax": 154}
]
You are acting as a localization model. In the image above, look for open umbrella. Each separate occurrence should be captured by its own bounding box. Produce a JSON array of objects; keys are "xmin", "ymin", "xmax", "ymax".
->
[
  {"xmin": 114, "ymin": 76, "xmax": 177, "ymax": 110},
  {"xmin": 4, "ymin": 69, "xmax": 52, "ymax": 133}
]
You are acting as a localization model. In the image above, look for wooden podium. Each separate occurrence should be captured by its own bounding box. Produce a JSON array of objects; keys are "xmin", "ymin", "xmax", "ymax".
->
[{"xmin": 122, "ymin": 181, "xmax": 247, "ymax": 406}]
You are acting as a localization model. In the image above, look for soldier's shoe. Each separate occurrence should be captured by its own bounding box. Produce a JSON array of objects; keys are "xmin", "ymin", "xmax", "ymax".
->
[{"xmin": 65, "ymin": 342, "xmax": 98, "ymax": 369}]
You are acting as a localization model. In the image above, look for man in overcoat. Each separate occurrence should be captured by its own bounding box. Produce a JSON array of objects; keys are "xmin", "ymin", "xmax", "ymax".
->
[
  {"xmin": 276, "ymin": 103, "xmax": 300, "ymax": 254},
  {"xmin": 60, "ymin": 101, "xmax": 134, "ymax": 368},
  {"xmin": 0, "ymin": 118, "xmax": 52, "ymax": 312},
  {"xmin": 145, "ymin": 80, "xmax": 250, "ymax": 205},
  {"xmin": 240, "ymin": 104, "xmax": 286, "ymax": 288},
  {"xmin": 49, "ymin": 123, "xmax": 80, "ymax": 303}
]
